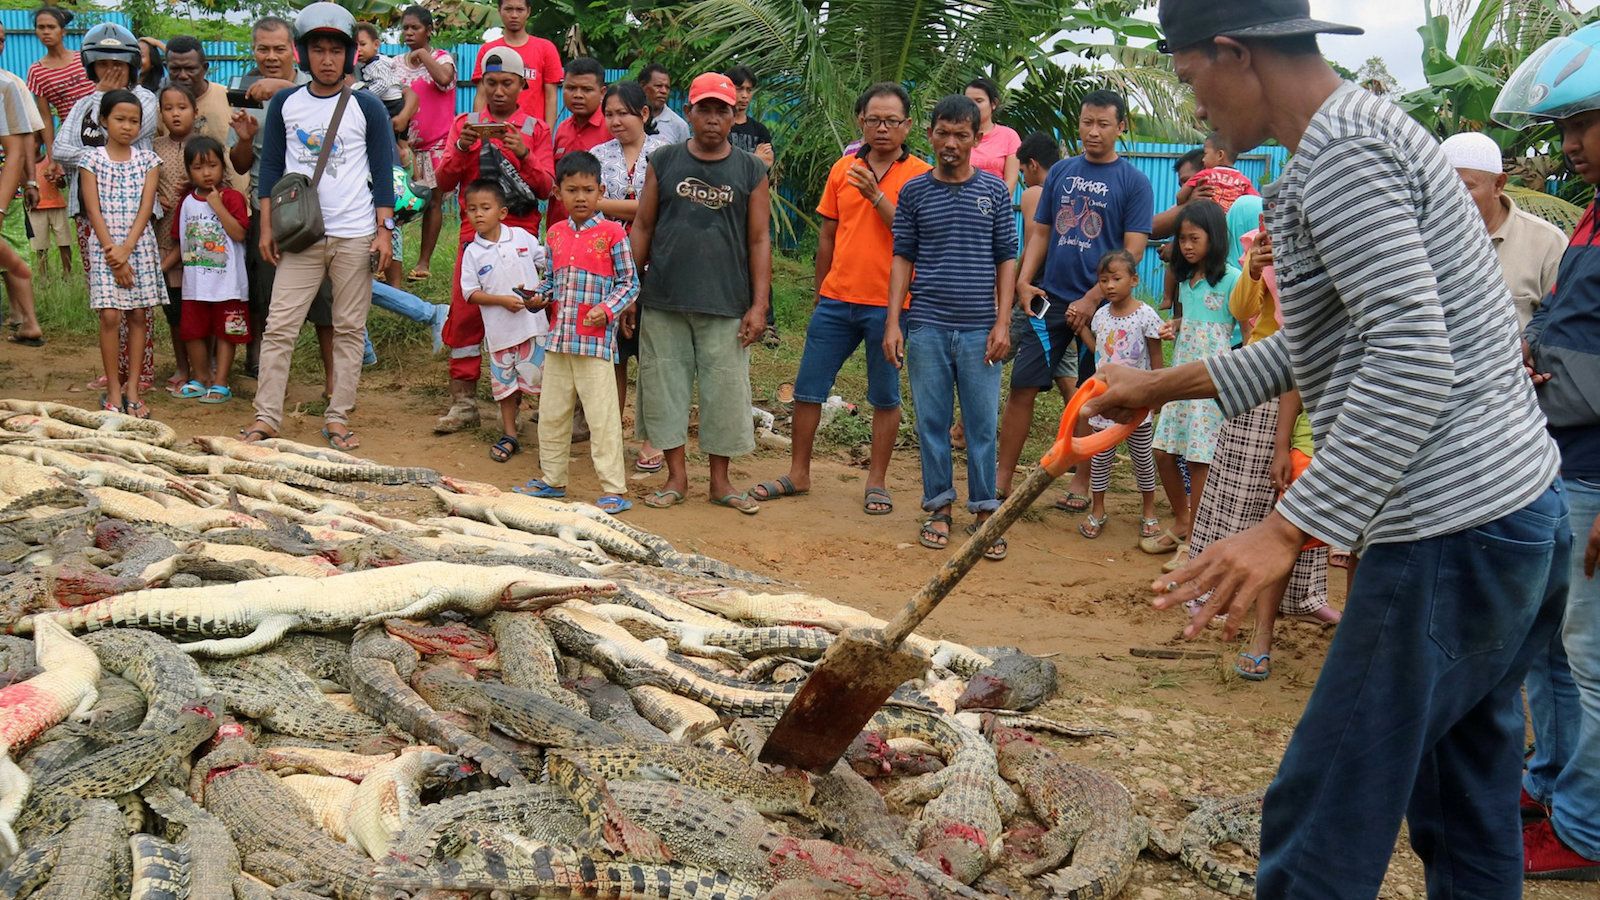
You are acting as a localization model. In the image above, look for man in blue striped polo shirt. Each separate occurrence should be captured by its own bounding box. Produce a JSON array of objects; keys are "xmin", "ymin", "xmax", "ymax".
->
[
  {"xmin": 883, "ymin": 94, "xmax": 1017, "ymax": 560},
  {"xmin": 1088, "ymin": 1, "xmax": 1570, "ymax": 896}
]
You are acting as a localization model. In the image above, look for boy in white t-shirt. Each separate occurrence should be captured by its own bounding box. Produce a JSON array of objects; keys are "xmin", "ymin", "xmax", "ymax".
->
[
  {"xmin": 162, "ymin": 136, "xmax": 251, "ymax": 404},
  {"xmin": 458, "ymin": 179, "xmax": 548, "ymax": 463}
]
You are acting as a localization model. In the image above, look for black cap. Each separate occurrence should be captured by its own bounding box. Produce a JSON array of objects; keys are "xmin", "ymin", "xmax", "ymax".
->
[{"xmin": 1157, "ymin": 0, "xmax": 1362, "ymax": 53}]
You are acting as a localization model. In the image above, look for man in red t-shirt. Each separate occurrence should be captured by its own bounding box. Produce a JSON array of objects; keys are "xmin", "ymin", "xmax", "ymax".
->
[
  {"xmin": 434, "ymin": 47, "xmax": 554, "ymax": 433},
  {"xmin": 471, "ymin": 0, "xmax": 563, "ymax": 124},
  {"xmin": 546, "ymin": 57, "xmax": 608, "ymax": 230}
]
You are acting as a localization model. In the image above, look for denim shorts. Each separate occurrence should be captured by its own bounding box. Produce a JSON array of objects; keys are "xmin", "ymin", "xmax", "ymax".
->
[{"xmin": 793, "ymin": 297, "xmax": 901, "ymax": 410}]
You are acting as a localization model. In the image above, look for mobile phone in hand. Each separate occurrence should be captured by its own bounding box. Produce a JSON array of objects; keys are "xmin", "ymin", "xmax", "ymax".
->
[{"xmin": 1030, "ymin": 298, "xmax": 1051, "ymax": 319}]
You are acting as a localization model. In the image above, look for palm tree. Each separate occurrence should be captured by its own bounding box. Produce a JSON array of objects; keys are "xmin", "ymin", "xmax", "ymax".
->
[{"xmin": 681, "ymin": 0, "xmax": 1196, "ymax": 238}]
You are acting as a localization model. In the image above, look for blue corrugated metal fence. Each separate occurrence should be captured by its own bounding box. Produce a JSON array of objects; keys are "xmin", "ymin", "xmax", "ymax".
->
[{"xmin": 1118, "ymin": 140, "xmax": 1289, "ymax": 300}]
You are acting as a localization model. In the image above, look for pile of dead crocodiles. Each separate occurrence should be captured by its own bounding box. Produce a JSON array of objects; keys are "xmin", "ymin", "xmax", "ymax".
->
[{"xmin": 0, "ymin": 398, "xmax": 1264, "ymax": 899}]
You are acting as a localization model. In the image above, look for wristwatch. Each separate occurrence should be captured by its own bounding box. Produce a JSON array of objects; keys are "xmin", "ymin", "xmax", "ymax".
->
[{"xmin": 381, "ymin": 217, "xmax": 397, "ymax": 232}]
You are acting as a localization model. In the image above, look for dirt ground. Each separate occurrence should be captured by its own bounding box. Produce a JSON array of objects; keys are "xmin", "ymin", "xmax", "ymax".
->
[{"xmin": 0, "ymin": 334, "xmax": 1586, "ymax": 899}]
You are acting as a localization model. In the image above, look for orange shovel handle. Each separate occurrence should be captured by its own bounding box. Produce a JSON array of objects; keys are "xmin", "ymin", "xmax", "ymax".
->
[{"xmin": 1038, "ymin": 379, "xmax": 1148, "ymax": 478}]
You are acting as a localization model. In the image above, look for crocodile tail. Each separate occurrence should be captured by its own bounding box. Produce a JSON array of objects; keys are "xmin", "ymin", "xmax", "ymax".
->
[{"xmin": 1181, "ymin": 845, "xmax": 1257, "ymax": 898}]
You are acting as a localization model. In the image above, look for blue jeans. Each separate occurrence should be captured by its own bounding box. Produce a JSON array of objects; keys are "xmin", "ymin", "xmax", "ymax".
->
[
  {"xmin": 1526, "ymin": 475, "xmax": 1600, "ymax": 859},
  {"xmin": 905, "ymin": 323, "xmax": 1001, "ymax": 514},
  {"xmin": 793, "ymin": 297, "xmax": 900, "ymax": 410},
  {"xmin": 363, "ymin": 280, "xmax": 447, "ymax": 363},
  {"xmin": 1258, "ymin": 482, "xmax": 1570, "ymax": 899}
]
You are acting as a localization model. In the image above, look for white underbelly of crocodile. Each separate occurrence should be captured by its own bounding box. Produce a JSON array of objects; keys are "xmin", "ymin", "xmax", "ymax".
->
[{"xmin": 24, "ymin": 562, "xmax": 617, "ymax": 657}]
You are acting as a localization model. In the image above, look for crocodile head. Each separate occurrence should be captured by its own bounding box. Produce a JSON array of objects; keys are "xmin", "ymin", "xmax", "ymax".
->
[
  {"xmin": 385, "ymin": 618, "xmax": 497, "ymax": 661},
  {"xmin": 955, "ymin": 651, "xmax": 1059, "ymax": 712},
  {"xmin": 917, "ymin": 830, "xmax": 990, "ymax": 885},
  {"xmin": 500, "ymin": 575, "xmax": 619, "ymax": 609}
]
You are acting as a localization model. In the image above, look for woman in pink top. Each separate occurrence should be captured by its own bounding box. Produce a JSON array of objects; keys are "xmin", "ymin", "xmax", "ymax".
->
[
  {"xmin": 395, "ymin": 5, "xmax": 457, "ymax": 281},
  {"xmin": 965, "ymin": 77, "xmax": 1020, "ymax": 196}
]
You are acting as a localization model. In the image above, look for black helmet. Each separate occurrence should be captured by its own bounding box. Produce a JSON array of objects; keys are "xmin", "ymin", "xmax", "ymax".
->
[
  {"xmin": 81, "ymin": 23, "xmax": 141, "ymax": 82},
  {"xmin": 293, "ymin": 2, "xmax": 357, "ymax": 75}
]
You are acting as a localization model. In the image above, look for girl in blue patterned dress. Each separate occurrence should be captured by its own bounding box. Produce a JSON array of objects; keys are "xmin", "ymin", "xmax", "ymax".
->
[
  {"xmin": 81, "ymin": 89, "xmax": 165, "ymax": 419},
  {"xmin": 1151, "ymin": 200, "xmax": 1238, "ymax": 567}
]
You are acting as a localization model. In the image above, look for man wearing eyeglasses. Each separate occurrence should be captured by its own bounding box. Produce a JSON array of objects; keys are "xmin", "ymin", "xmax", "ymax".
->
[{"xmin": 746, "ymin": 83, "xmax": 928, "ymax": 514}]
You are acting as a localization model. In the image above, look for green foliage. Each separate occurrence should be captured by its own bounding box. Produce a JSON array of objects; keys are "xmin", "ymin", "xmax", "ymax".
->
[{"xmin": 677, "ymin": 0, "xmax": 1194, "ymax": 245}]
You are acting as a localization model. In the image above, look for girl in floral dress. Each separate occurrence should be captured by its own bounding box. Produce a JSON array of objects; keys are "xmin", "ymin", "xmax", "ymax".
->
[
  {"xmin": 82, "ymin": 90, "xmax": 165, "ymax": 418},
  {"xmin": 1151, "ymin": 199, "xmax": 1239, "ymax": 572}
]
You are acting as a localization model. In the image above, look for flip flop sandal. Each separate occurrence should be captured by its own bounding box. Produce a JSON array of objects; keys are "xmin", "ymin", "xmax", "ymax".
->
[
  {"xmin": 1055, "ymin": 492, "xmax": 1091, "ymax": 513},
  {"xmin": 863, "ymin": 487, "xmax": 893, "ymax": 516},
  {"xmin": 489, "ymin": 434, "xmax": 520, "ymax": 463},
  {"xmin": 596, "ymin": 495, "xmax": 633, "ymax": 515},
  {"xmin": 513, "ymin": 479, "xmax": 566, "ymax": 499},
  {"xmin": 643, "ymin": 489, "xmax": 685, "ymax": 508},
  {"xmin": 750, "ymin": 475, "xmax": 806, "ymax": 501},
  {"xmin": 123, "ymin": 400, "xmax": 150, "ymax": 420},
  {"xmin": 99, "ymin": 395, "xmax": 122, "ymax": 414},
  {"xmin": 238, "ymin": 427, "xmax": 274, "ymax": 443},
  {"xmin": 967, "ymin": 523, "xmax": 1008, "ymax": 561},
  {"xmin": 198, "ymin": 386, "xmax": 232, "ymax": 405},
  {"xmin": 1233, "ymin": 653, "xmax": 1271, "ymax": 682},
  {"xmin": 176, "ymin": 380, "xmax": 208, "ymax": 399},
  {"xmin": 406, "ymin": 267, "xmax": 431, "ymax": 282},
  {"xmin": 1079, "ymin": 513, "xmax": 1108, "ymax": 540},
  {"xmin": 635, "ymin": 454, "xmax": 664, "ymax": 473},
  {"xmin": 1139, "ymin": 517, "xmax": 1163, "ymax": 539},
  {"xmin": 918, "ymin": 513, "xmax": 953, "ymax": 550},
  {"xmin": 320, "ymin": 427, "xmax": 360, "ymax": 452},
  {"xmin": 7, "ymin": 334, "xmax": 44, "ymax": 347},
  {"xmin": 711, "ymin": 493, "xmax": 760, "ymax": 515},
  {"xmin": 87, "ymin": 375, "xmax": 110, "ymax": 391}
]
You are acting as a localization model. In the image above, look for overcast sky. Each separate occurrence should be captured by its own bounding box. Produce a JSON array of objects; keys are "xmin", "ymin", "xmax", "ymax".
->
[{"xmin": 1308, "ymin": 0, "xmax": 1600, "ymax": 90}]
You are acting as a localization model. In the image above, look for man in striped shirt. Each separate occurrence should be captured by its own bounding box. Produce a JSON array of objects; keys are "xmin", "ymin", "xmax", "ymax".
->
[{"xmin": 1087, "ymin": 2, "xmax": 1571, "ymax": 896}]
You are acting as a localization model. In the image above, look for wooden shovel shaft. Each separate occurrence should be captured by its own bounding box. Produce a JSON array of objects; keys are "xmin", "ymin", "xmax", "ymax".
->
[{"xmin": 881, "ymin": 463, "xmax": 1061, "ymax": 647}]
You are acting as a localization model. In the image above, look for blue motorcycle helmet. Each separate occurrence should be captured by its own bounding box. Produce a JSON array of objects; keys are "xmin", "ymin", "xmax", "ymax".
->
[{"xmin": 1494, "ymin": 21, "xmax": 1600, "ymax": 129}]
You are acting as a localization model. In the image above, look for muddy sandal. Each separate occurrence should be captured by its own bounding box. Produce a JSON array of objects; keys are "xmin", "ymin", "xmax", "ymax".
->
[
  {"xmin": 711, "ymin": 493, "xmax": 760, "ymax": 515},
  {"xmin": 1233, "ymin": 653, "xmax": 1271, "ymax": 682},
  {"xmin": 1079, "ymin": 513, "xmax": 1108, "ymax": 540},
  {"xmin": 489, "ymin": 435, "xmax": 520, "ymax": 463},
  {"xmin": 967, "ymin": 522, "xmax": 1007, "ymax": 561},
  {"xmin": 750, "ymin": 475, "xmax": 805, "ymax": 501},
  {"xmin": 1055, "ymin": 492, "xmax": 1091, "ymax": 513},
  {"xmin": 643, "ymin": 489, "xmax": 684, "ymax": 508},
  {"xmin": 863, "ymin": 487, "xmax": 893, "ymax": 516},
  {"xmin": 1140, "ymin": 528, "xmax": 1186, "ymax": 555},
  {"xmin": 918, "ymin": 514, "xmax": 952, "ymax": 550}
]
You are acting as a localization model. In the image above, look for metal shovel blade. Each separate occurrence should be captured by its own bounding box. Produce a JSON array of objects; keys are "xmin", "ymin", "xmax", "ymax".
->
[{"xmin": 757, "ymin": 626, "xmax": 929, "ymax": 772}]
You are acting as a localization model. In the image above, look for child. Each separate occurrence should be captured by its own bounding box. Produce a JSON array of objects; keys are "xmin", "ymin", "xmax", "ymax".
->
[
  {"xmin": 162, "ymin": 136, "xmax": 249, "ymax": 404},
  {"xmin": 28, "ymin": 155, "xmax": 71, "ymax": 277},
  {"xmin": 81, "ymin": 89, "xmax": 165, "ymax": 418},
  {"xmin": 456, "ymin": 179, "xmax": 548, "ymax": 465},
  {"xmin": 1150, "ymin": 199, "xmax": 1238, "ymax": 572},
  {"xmin": 1175, "ymin": 131, "xmax": 1257, "ymax": 212},
  {"xmin": 519, "ymin": 152, "xmax": 639, "ymax": 514},
  {"xmin": 1075, "ymin": 251, "xmax": 1164, "ymax": 541},
  {"xmin": 153, "ymin": 82, "xmax": 196, "ymax": 394}
]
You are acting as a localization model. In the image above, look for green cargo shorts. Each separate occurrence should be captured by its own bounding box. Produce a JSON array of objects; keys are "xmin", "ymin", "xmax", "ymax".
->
[{"xmin": 638, "ymin": 307, "xmax": 755, "ymax": 458}]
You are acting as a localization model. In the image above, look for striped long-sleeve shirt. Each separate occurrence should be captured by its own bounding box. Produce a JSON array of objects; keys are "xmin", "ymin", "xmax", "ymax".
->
[{"xmin": 1206, "ymin": 83, "xmax": 1560, "ymax": 552}]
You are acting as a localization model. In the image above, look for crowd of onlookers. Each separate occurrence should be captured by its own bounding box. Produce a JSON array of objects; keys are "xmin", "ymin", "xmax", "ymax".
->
[{"xmin": 1, "ymin": 0, "xmax": 1598, "ymax": 884}]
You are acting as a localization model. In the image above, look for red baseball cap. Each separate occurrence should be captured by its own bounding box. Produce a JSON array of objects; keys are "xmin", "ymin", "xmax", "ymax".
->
[{"xmin": 688, "ymin": 72, "xmax": 737, "ymax": 106}]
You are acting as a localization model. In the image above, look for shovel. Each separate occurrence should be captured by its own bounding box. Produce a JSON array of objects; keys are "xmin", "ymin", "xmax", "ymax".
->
[{"xmin": 758, "ymin": 378, "xmax": 1144, "ymax": 772}]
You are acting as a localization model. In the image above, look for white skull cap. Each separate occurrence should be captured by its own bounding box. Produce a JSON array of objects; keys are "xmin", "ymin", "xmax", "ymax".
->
[{"xmin": 1441, "ymin": 132, "xmax": 1504, "ymax": 175}]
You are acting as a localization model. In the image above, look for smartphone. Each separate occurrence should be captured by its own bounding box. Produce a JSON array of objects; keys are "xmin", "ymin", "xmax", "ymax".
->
[
  {"xmin": 1030, "ymin": 298, "xmax": 1050, "ymax": 319},
  {"xmin": 475, "ymin": 122, "xmax": 508, "ymax": 135}
]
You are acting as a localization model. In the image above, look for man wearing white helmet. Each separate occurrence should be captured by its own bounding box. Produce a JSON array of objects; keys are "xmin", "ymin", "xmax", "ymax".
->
[
  {"xmin": 1441, "ymin": 131, "xmax": 1567, "ymax": 330},
  {"xmin": 239, "ymin": 2, "xmax": 395, "ymax": 452}
]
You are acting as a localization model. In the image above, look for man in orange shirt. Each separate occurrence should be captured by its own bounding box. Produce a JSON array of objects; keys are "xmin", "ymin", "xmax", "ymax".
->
[{"xmin": 748, "ymin": 83, "xmax": 929, "ymax": 514}]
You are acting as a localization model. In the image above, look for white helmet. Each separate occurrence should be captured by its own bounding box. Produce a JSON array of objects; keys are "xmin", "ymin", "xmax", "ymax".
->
[
  {"xmin": 293, "ymin": 2, "xmax": 357, "ymax": 75},
  {"xmin": 80, "ymin": 22, "xmax": 141, "ymax": 82}
]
